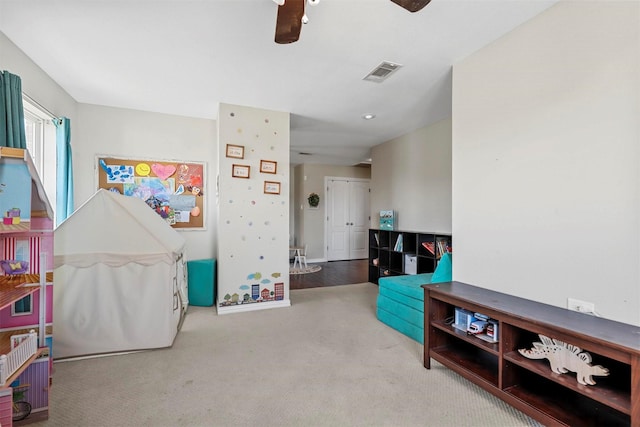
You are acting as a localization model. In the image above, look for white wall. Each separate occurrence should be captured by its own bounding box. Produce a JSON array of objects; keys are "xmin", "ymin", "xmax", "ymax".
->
[
  {"xmin": 0, "ymin": 32, "xmax": 77, "ymax": 122},
  {"xmin": 75, "ymin": 104, "xmax": 217, "ymax": 259},
  {"xmin": 2, "ymin": 32, "xmax": 219, "ymax": 260},
  {"xmin": 452, "ymin": 1, "xmax": 640, "ymax": 325},
  {"xmin": 216, "ymin": 103, "xmax": 290, "ymax": 314},
  {"xmin": 370, "ymin": 118, "xmax": 452, "ymax": 233}
]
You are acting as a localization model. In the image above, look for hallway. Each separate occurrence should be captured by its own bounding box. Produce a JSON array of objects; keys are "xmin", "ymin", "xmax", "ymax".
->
[{"xmin": 289, "ymin": 259, "xmax": 369, "ymax": 290}]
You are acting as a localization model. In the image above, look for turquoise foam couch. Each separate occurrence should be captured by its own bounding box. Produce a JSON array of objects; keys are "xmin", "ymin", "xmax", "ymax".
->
[{"xmin": 376, "ymin": 253, "xmax": 452, "ymax": 343}]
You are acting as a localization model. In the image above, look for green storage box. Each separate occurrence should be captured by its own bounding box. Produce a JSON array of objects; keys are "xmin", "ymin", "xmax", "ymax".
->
[{"xmin": 187, "ymin": 259, "xmax": 216, "ymax": 307}]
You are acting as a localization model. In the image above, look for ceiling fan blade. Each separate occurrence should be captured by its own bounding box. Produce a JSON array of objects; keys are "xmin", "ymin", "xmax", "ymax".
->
[
  {"xmin": 391, "ymin": 0, "xmax": 431, "ymax": 13},
  {"xmin": 275, "ymin": 0, "xmax": 305, "ymax": 44}
]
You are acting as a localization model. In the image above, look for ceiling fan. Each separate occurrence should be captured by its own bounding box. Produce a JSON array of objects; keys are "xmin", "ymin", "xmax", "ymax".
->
[{"xmin": 274, "ymin": 0, "xmax": 431, "ymax": 44}]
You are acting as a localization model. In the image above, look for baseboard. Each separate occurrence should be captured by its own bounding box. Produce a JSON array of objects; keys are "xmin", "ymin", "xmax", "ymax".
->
[
  {"xmin": 217, "ymin": 299, "xmax": 291, "ymax": 315},
  {"xmin": 295, "ymin": 257, "xmax": 365, "ymax": 263}
]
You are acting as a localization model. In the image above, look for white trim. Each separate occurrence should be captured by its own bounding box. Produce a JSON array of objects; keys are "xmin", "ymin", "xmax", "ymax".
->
[
  {"xmin": 54, "ymin": 350, "xmax": 144, "ymax": 363},
  {"xmin": 39, "ymin": 252, "xmax": 47, "ymax": 345},
  {"xmin": 23, "ymin": 93, "xmax": 56, "ymax": 119},
  {"xmin": 22, "ymin": 96, "xmax": 57, "ymax": 220},
  {"xmin": 23, "ymin": 108, "xmax": 44, "ymax": 173},
  {"xmin": 216, "ymin": 299, "xmax": 291, "ymax": 315},
  {"xmin": 0, "ymin": 323, "xmax": 52, "ymax": 333}
]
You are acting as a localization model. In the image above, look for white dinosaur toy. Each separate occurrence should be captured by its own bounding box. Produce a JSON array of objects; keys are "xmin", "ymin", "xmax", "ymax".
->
[{"xmin": 518, "ymin": 334, "xmax": 609, "ymax": 386}]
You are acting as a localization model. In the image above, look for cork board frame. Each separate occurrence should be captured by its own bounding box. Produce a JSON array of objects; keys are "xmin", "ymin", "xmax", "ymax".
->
[{"xmin": 96, "ymin": 155, "xmax": 206, "ymax": 230}]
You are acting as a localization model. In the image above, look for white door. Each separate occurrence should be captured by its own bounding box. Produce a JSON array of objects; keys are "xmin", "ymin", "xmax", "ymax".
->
[
  {"xmin": 348, "ymin": 180, "xmax": 369, "ymax": 259},
  {"xmin": 327, "ymin": 178, "xmax": 370, "ymax": 261},
  {"xmin": 327, "ymin": 179, "xmax": 349, "ymax": 261}
]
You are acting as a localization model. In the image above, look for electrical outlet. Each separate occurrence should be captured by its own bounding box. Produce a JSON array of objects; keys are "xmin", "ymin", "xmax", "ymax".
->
[{"xmin": 567, "ymin": 298, "xmax": 595, "ymax": 314}]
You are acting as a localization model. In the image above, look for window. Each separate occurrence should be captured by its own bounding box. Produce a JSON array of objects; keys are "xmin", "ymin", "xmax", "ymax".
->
[
  {"xmin": 14, "ymin": 239, "xmax": 29, "ymax": 262},
  {"xmin": 24, "ymin": 109, "xmax": 44, "ymax": 172},
  {"xmin": 23, "ymin": 96, "xmax": 57, "ymax": 219},
  {"xmin": 12, "ymin": 294, "xmax": 33, "ymax": 316}
]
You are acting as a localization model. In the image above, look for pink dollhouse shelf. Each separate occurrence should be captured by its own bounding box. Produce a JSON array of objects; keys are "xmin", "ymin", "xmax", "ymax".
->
[
  {"xmin": 0, "ymin": 147, "xmax": 53, "ymax": 422},
  {"xmin": 0, "ymin": 273, "xmax": 53, "ymax": 312},
  {"xmin": 0, "ymin": 222, "xmax": 29, "ymax": 233}
]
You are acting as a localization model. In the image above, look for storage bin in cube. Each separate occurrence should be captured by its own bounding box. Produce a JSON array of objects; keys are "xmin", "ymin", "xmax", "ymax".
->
[
  {"xmin": 187, "ymin": 259, "xmax": 216, "ymax": 307},
  {"xmin": 404, "ymin": 254, "xmax": 417, "ymax": 275}
]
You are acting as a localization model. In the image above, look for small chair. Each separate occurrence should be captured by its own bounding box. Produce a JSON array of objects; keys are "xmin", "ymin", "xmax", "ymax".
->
[{"xmin": 293, "ymin": 245, "xmax": 307, "ymax": 269}]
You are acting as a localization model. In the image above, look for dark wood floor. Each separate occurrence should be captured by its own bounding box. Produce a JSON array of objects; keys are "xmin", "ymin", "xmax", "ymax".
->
[{"xmin": 289, "ymin": 259, "xmax": 370, "ymax": 290}]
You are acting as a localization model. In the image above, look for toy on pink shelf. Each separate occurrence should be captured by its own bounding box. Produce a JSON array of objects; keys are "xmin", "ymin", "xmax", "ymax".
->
[
  {"xmin": 3, "ymin": 207, "xmax": 21, "ymax": 225},
  {"xmin": 6, "ymin": 208, "xmax": 20, "ymax": 217},
  {"xmin": 0, "ymin": 260, "xmax": 29, "ymax": 275}
]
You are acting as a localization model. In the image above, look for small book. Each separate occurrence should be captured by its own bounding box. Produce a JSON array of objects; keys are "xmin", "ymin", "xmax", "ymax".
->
[
  {"xmin": 379, "ymin": 210, "xmax": 395, "ymax": 230},
  {"xmin": 422, "ymin": 241, "xmax": 435, "ymax": 255},
  {"xmin": 436, "ymin": 240, "xmax": 447, "ymax": 258},
  {"xmin": 394, "ymin": 234, "xmax": 403, "ymax": 251}
]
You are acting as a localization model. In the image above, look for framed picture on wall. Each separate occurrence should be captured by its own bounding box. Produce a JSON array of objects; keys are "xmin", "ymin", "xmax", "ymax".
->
[
  {"xmin": 260, "ymin": 160, "xmax": 277, "ymax": 174},
  {"xmin": 264, "ymin": 181, "xmax": 280, "ymax": 195},
  {"xmin": 232, "ymin": 164, "xmax": 250, "ymax": 178},
  {"xmin": 226, "ymin": 144, "xmax": 244, "ymax": 159}
]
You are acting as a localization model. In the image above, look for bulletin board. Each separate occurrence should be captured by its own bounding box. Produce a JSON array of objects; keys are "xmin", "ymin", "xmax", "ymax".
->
[{"xmin": 96, "ymin": 156, "xmax": 206, "ymax": 230}]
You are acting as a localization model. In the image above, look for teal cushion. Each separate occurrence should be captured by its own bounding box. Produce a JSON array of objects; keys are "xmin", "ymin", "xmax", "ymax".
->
[
  {"xmin": 379, "ymin": 286, "xmax": 424, "ymax": 312},
  {"xmin": 431, "ymin": 252, "xmax": 452, "ymax": 283},
  {"xmin": 377, "ymin": 294, "xmax": 424, "ymax": 328},
  {"xmin": 378, "ymin": 273, "xmax": 433, "ymax": 300},
  {"xmin": 376, "ymin": 305, "xmax": 424, "ymax": 344}
]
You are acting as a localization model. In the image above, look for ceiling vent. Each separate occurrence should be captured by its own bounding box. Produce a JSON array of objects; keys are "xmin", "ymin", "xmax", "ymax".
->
[{"xmin": 363, "ymin": 61, "xmax": 402, "ymax": 83}]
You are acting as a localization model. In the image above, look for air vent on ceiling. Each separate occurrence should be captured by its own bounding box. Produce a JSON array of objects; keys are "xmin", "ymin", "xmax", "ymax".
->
[
  {"xmin": 363, "ymin": 61, "xmax": 403, "ymax": 83},
  {"xmin": 298, "ymin": 152, "xmax": 312, "ymax": 156}
]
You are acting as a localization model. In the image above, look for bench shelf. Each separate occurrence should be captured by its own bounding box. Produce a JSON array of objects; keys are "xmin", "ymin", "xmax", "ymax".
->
[{"xmin": 423, "ymin": 281, "xmax": 640, "ymax": 427}]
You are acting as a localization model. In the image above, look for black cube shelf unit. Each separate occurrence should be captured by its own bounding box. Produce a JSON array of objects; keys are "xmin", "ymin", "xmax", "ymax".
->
[{"xmin": 368, "ymin": 228, "xmax": 452, "ymax": 284}]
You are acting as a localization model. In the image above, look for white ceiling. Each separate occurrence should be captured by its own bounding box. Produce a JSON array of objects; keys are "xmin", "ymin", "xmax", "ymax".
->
[{"xmin": 0, "ymin": 0, "xmax": 557, "ymax": 166}]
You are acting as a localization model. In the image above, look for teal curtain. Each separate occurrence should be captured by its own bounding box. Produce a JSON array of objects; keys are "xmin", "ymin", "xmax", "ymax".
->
[
  {"xmin": 0, "ymin": 70, "xmax": 27, "ymax": 148},
  {"xmin": 54, "ymin": 117, "xmax": 74, "ymax": 225}
]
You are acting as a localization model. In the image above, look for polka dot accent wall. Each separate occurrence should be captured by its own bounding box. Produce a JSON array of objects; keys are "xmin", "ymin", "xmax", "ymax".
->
[{"xmin": 217, "ymin": 103, "xmax": 290, "ymax": 313}]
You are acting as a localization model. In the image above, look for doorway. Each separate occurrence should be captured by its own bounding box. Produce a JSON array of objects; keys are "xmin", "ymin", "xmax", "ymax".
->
[
  {"xmin": 325, "ymin": 177, "xmax": 370, "ymax": 261},
  {"xmin": 289, "ymin": 259, "xmax": 369, "ymax": 289}
]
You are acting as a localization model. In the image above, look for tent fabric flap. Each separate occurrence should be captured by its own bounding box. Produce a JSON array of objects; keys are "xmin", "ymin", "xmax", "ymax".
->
[
  {"xmin": 54, "ymin": 252, "xmax": 175, "ymax": 268},
  {"xmin": 54, "ymin": 189, "xmax": 186, "ymax": 268}
]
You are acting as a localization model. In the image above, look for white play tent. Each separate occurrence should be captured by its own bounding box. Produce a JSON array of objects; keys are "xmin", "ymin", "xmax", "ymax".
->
[{"xmin": 53, "ymin": 189, "xmax": 188, "ymax": 359}]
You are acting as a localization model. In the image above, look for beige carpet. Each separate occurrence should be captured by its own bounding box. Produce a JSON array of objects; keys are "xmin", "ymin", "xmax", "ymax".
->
[{"xmin": 32, "ymin": 283, "xmax": 539, "ymax": 427}]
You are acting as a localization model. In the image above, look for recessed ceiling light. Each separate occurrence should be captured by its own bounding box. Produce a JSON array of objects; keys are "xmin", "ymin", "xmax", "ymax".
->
[{"xmin": 362, "ymin": 114, "xmax": 376, "ymax": 120}]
